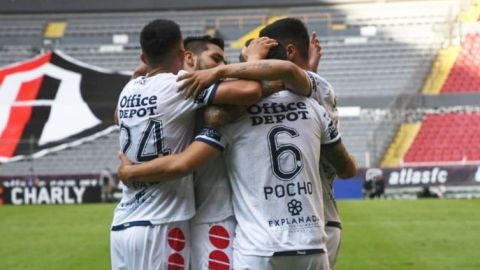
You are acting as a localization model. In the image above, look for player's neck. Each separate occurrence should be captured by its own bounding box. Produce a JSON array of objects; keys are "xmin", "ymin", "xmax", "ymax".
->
[
  {"xmin": 293, "ymin": 58, "xmax": 308, "ymax": 70},
  {"xmin": 146, "ymin": 65, "xmax": 179, "ymax": 77}
]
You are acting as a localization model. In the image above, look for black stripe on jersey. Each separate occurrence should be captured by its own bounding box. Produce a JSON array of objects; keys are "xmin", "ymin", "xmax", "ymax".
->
[
  {"xmin": 273, "ymin": 249, "xmax": 325, "ymax": 257},
  {"xmin": 326, "ymin": 221, "xmax": 342, "ymax": 230},
  {"xmin": 194, "ymin": 81, "xmax": 220, "ymax": 105},
  {"xmin": 195, "ymin": 137, "xmax": 224, "ymax": 151},
  {"xmin": 306, "ymin": 71, "xmax": 318, "ymax": 94},
  {"xmin": 197, "ymin": 127, "xmax": 222, "ymax": 141},
  {"xmin": 111, "ymin": 220, "xmax": 153, "ymax": 231},
  {"xmin": 206, "ymin": 81, "xmax": 220, "ymax": 105}
]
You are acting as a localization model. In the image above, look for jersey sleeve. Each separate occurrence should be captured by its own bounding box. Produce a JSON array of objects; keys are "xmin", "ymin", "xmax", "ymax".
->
[
  {"xmin": 305, "ymin": 71, "xmax": 339, "ymax": 127},
  {"xmin": 194, "ymin": 127, "xmax": 227, "ymax": 151},
  {"xmin": 168, "ymin": 76, "xmax": 221, "ymax": 116},
  {"xmin": 316, "ymin": 104, "xmax": 341, "ymax": 146},
  {"xmin": 191, "ymin": 82, "xmax": 221, "ymax": 106}
]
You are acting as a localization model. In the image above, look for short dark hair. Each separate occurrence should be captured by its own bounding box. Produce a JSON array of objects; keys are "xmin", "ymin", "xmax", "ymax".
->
[
  {"xmin": 239, "ymin": 38, "xmax": 287, "ymax": 62},
  {"xmin": 266, "ymin": 43, "xmax": 288, "ymax": 60},
  {"xmin": 183, "ymin": 35, "xmax": 224, "ymax": 54},
  {"xmin": 140, "ymin": 19, "xmax": 182, "ymax": 67},
  {"xmin": 259, "ymin": 18, "xmax": 309, "ymax": 61}
]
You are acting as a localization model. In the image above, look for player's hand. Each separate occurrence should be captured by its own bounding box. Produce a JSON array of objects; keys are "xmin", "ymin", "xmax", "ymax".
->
[
  {"xmin": 308, "ymin": 32, "xmax": 322, "ymax": 72},
  {"xmin": 177, "ymin": 68, "xmax": 219, "ymax": 99},
  {"xmin": 117, "ymin": 151, "xmax": 133, "ymax": 185},
  {"xmin": 132, "ymin": 63, "xmax": 149, "ymax": 79},
  {"xmin": 244, "ymin": 37, "xmax": 278, "ymax": 61}
]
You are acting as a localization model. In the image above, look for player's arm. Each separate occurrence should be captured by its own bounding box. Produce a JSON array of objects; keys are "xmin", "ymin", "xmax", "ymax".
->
[
  {"xmin": 211, "ymin": 80, "xmax": 262, "ymax": 105},
  {"xmin": 178, "ymin": 37, "xmax": 311, "ymax": 98},
  {"xmin": 118, "ymin": 141, "xmax": 221, "ymax": 184},
  {"xmin": 118, "ymin": 127, "xmax": 225, "ymax": 184},
  {"xmin": 321, "ymin": 142, "xmax": 357, "ymax": 179},
  {"xmin": 179, "ymin": 59, "xmax": 310, "ymax": 99},
  {"xmin": 317, "ymin": 104, "xmax": 357, "ymax": 179},
  {"xmin": 203, "ymin": 105, "xmax": 245, "ymax": 128},
  {"xmin": 189, "ymin": 38, "xmax": 277, "ymax": 106}
]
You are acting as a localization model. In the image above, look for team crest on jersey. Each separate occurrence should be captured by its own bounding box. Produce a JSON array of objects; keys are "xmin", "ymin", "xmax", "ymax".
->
[{"xmin": 287, "ymin": 199, "xmax": 303, "ymax": 216}]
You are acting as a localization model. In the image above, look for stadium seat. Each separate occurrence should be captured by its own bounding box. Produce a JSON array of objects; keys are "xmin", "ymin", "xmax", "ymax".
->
[
  {"xmin": 441, "ymin": 33, "xmax": 480, "ymax": 93},
  {"xmin": 404, "ymin": 112, "xmax": 480, "ymax": 163},
  {"xmin": 0, "ymin": 0, "xmax": 466, "ymax": 175}
]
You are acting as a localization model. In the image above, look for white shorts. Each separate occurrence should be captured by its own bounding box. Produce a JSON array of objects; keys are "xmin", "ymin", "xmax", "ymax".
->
[
  {"xmin": 110, "ymin": 221, "xmax": 189, "ymax": 270},
  {"xmin": 233, "ymin": 250, "xmax": 330, "ymax": 270},
  {"xmin": 190, "ymin": 216, "xmax": 236, "ymax": 270},
  {"xmin": 325, "ymin": 225, "xmax": 342, "ymax": 270}
]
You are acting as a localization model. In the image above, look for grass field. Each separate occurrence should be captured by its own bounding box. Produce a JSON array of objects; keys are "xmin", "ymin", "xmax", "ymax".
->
[{"xmin": 0, "ymin": 199, "xmax": 479, "ymax": 270}]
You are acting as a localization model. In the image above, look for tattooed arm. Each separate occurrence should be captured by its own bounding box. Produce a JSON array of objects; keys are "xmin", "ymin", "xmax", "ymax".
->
[{"xmin": 178, "ymin": 60, "xmax": 311, "ymax": 98}]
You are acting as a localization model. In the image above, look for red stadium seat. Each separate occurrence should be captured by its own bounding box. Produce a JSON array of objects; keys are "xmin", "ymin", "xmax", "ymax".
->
[
  {"xmin": 404, "ymin": 112, "xmax": 480, "ymax": 162},
  {"xmin": 441, "ymin": 33, "xmax": 480, "ymax": 93}
]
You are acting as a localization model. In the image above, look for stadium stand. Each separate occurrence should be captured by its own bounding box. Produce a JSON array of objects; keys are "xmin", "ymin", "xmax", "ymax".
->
[
  {"xmin": 422, "ymin": 0, "xmax": 479, "ymax": 95},
  {"xmin": 340, "ymin": 116, "xmax": 399, "ymax": 168},
  {"xmin": 0, "ymin": 132, "xmax": 119, "ymax": 176},
  {"xmin": 380, "ymin": 1, "xmax": 480, "ymax": 167},
  {"xmin": 441, "ymin": 32, "xmax": 480, "ymax": 93},
  {"xmin": 404, "ymin": 112, "xmax": 480, "ymax": 163},
  {"xmin": 0, "ymin": 46, "xmax": 36, "ymax": 67},
  {"xmin": 381, "ymin": 123, "xmax": 421, "ymax": 168},
  {"xmin": 0, "ymin": 0, "xmax": 471, "ymax": 175}
]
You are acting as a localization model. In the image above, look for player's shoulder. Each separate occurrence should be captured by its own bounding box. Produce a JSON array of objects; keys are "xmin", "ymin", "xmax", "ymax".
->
[
  {"xmin": 138, "ymin": 71, "xmax": 185, "ymax": 96},
  {"xmin": 148, "ymin": 71, "xmax": 181, "ymax": 84},
  {"xmin": 305, "ymin": 71, "xmax": 335, "ymax": 93},
  {"xmin": 305, "ymin": 71, "xmax": 332, "ymax": 87}
]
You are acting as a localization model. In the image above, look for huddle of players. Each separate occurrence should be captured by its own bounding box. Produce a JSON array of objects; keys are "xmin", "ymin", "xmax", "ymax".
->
[{"xmin": 112, "ymin": 17, "xmax": 357, "ymax": 270}]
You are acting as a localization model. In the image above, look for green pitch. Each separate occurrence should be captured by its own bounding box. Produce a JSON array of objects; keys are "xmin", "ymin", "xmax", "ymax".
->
[{"xmin": 0, "ymin": 200, "xmax": 479, "ymax": 270}]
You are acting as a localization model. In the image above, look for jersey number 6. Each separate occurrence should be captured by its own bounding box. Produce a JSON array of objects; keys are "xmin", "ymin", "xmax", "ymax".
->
[{"xmin": 268, "ymin": 126, "xmax": 303, "ymax": 181}]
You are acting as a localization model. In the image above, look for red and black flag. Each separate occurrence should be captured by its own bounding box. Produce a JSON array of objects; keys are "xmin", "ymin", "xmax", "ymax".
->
[{"xmin": 0, "ymin": 51, "xmax": 130, "ymax": 162}]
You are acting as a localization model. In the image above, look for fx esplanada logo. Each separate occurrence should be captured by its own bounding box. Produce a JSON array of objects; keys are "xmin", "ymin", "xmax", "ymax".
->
[{"xmin": 287, "ymin": 199, "xmax": 303, "ymax": 216}]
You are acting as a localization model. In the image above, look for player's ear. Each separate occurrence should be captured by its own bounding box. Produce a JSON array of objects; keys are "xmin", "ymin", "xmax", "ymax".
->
[
  {"xmin": 140, "ymin": 52, "xmax": 148, "ymax": 66},
  {"xmin": 286, "ymin": 44, "xmax": 296, "ymax": 61},
  {"xmin": 184, "ymin": 51, "xmax": 197, "ymax": 69}
]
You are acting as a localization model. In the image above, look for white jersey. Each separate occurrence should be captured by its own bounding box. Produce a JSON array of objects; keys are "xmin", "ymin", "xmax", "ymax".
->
[
  {"xmin": 112, "ymin": 70, "xmax": 219, "ymax": 227},
  {"xmin": 197, "ymin": 90, "xmax": 341, "ymax": 256},
  {"xmin": 307, "ymin": 71, "xmax": 341, "ymax": 226},
  {"xmin": 191, "ymin": 155, "xmax": 233, "ymax": 224}
]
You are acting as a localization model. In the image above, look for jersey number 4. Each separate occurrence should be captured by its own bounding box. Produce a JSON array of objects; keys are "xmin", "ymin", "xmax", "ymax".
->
[
  {"xmin": 268, "ymin": 126, "xmax": 303, "ymax": 181},
  {"xmin": 120, "ymin": 119, "xmax": 171, "ymax": 162}
]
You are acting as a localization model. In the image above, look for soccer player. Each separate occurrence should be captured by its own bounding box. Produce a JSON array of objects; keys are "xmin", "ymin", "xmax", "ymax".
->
[
  {"xmin": 118, "ymin": 39, "xmax": 357, "ymax": 269},
  {"xmin": 182, "ymin": 35, "xmax": 236, "ymax": 270},
  {"xmin": 111, "ymin": 20, "xmax": 278, "ymax": 270},
  {"xmin": 258, "ymin": 18, "xmax": 346, "ymax": 269}
]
